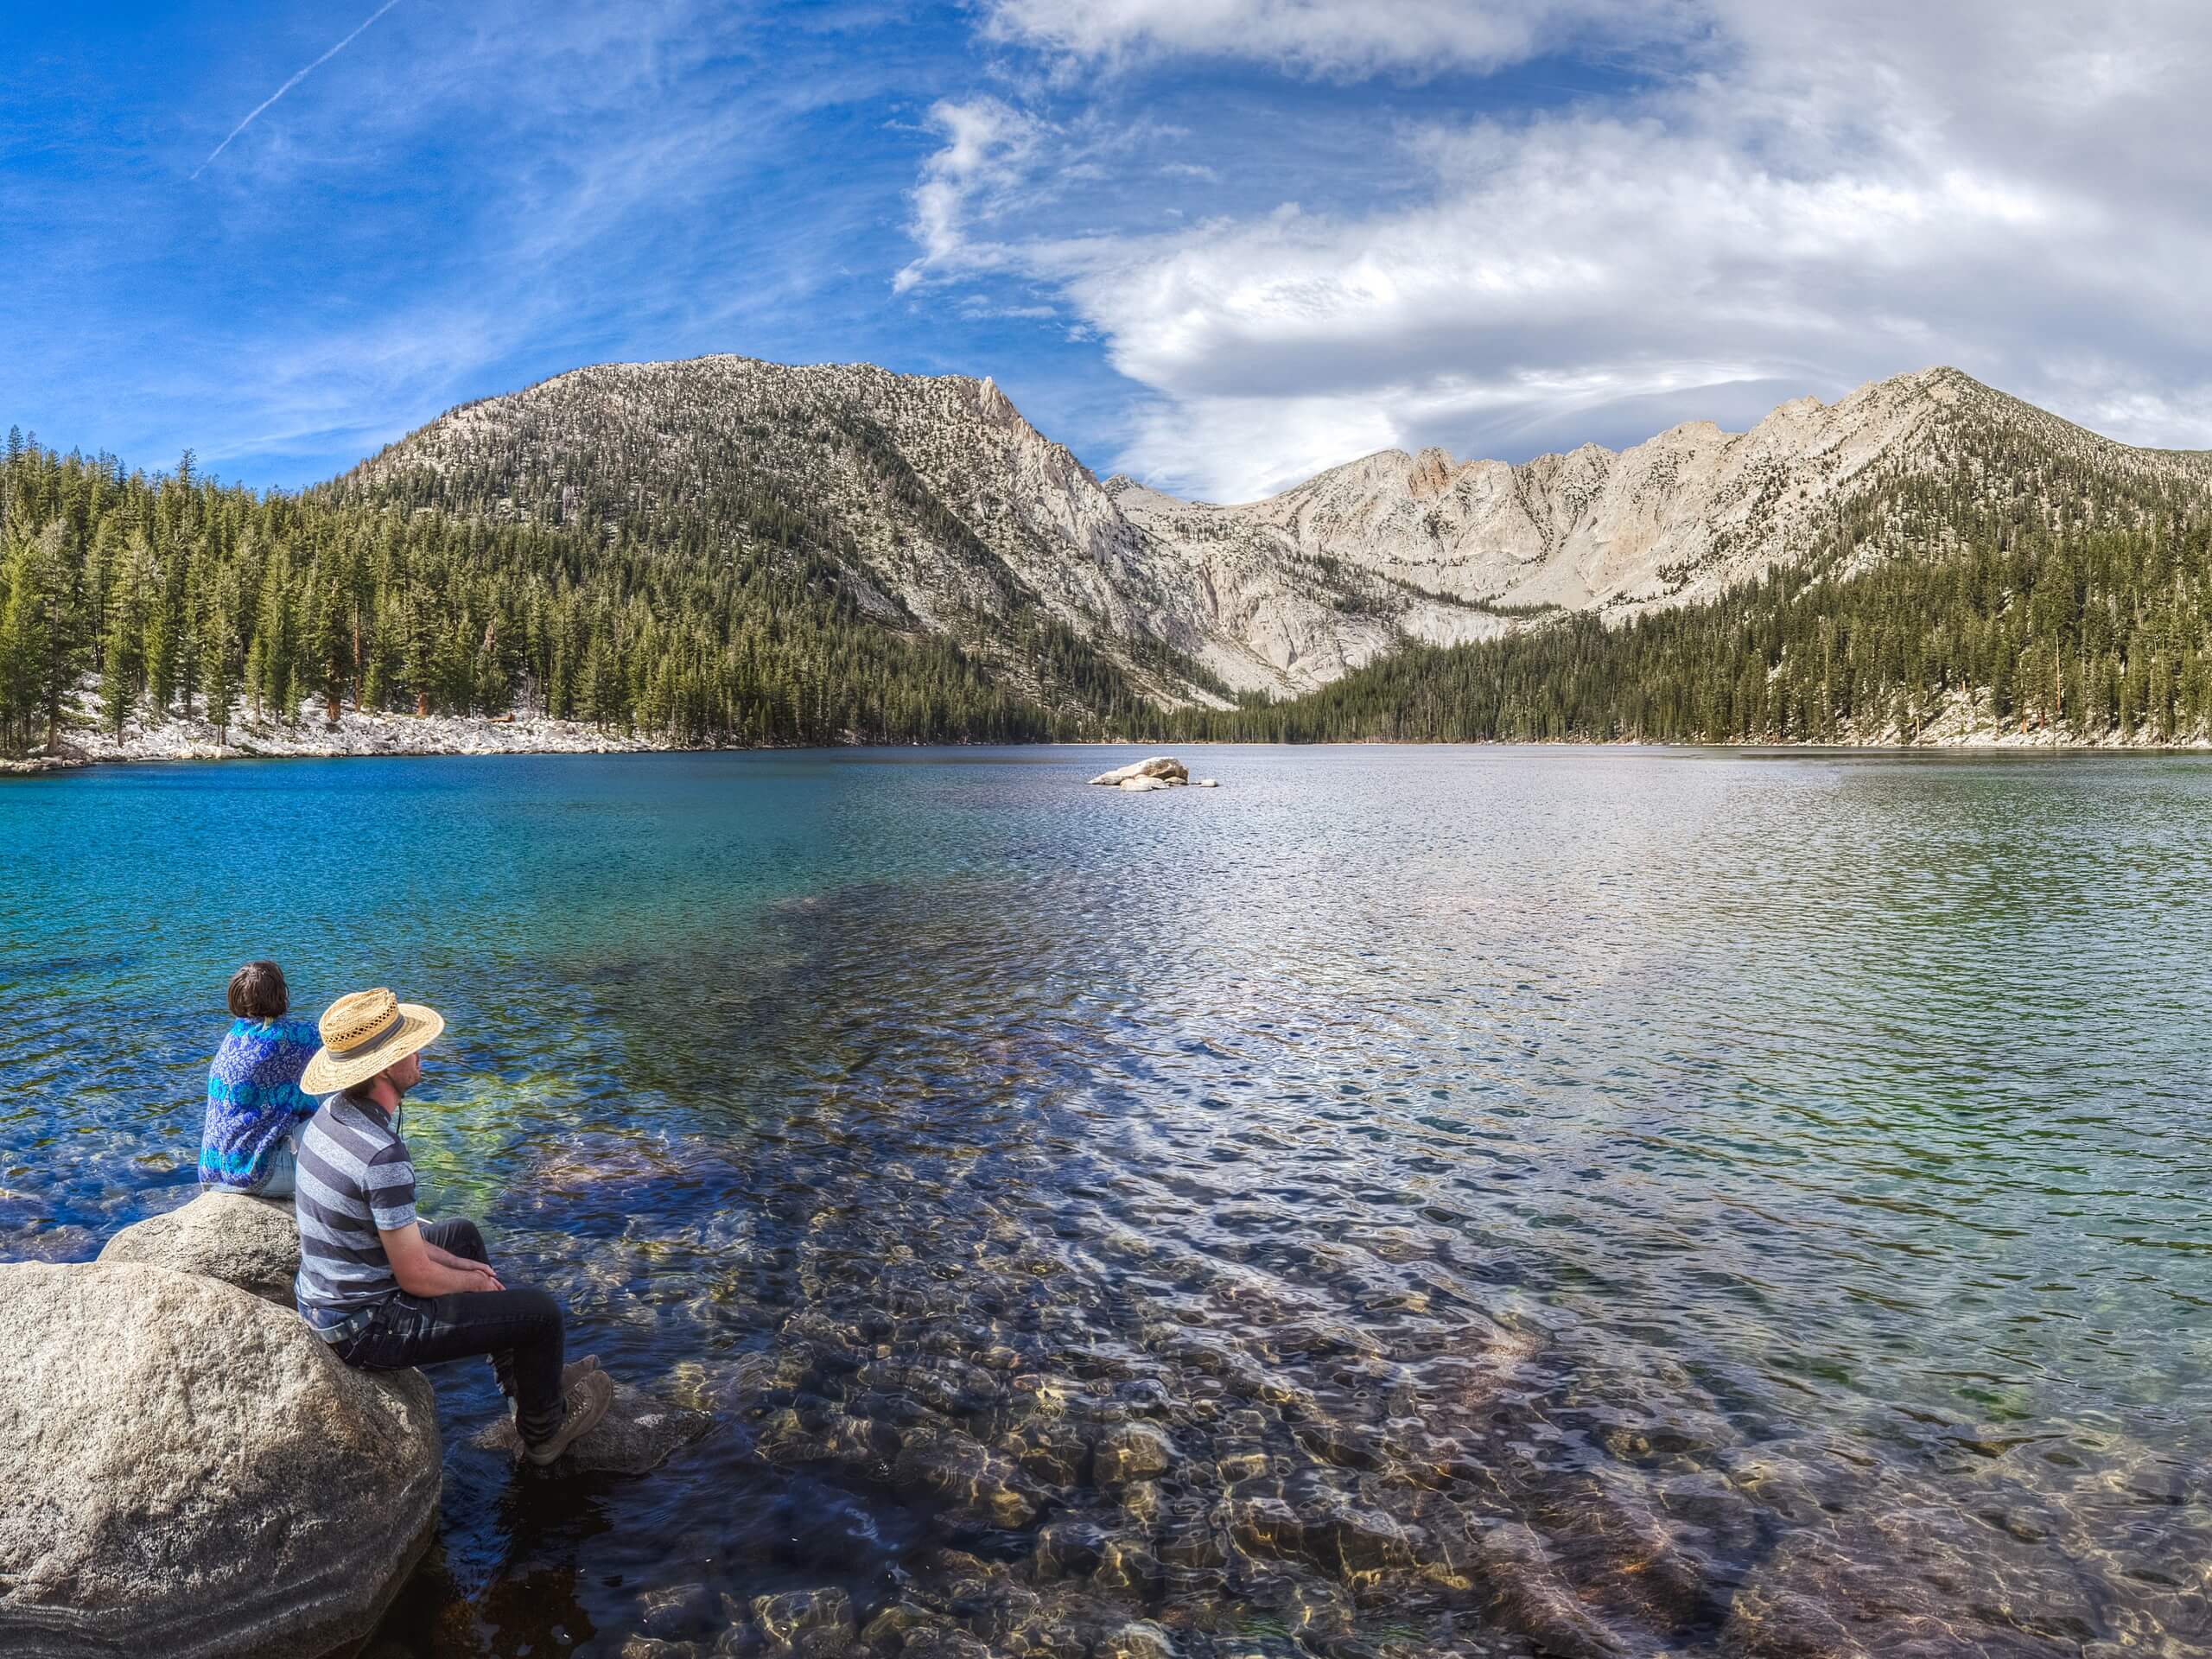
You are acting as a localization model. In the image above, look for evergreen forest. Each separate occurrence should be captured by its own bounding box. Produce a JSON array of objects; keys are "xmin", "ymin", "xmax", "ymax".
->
[
  {"xmin": 0, "ymin": 428, "xmax": 1158, "ymax": 762},
  {"xmin": 8, "ymin": 410, "xmax": 2212, "ymax": 763},
  {"xmin": 1147, "ymin": 477, "xmax": 2212, "ymax": 746}
]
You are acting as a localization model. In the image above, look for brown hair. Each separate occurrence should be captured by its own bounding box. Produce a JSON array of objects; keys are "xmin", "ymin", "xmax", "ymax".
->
[{"xmin": 227, "ymin": 961, "xmax": 289, "ymax": 1021}]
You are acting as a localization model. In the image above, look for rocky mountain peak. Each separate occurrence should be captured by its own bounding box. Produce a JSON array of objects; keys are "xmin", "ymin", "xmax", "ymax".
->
[
  {"xmin": 340, "ymin": 354, "xmax": 2212, "ymax": 706},
  {"xmin": 1408, "ymin": 447, "xmax": 1459, "ymax": 499}
]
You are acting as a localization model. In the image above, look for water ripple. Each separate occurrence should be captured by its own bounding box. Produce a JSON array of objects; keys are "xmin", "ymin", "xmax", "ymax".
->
[{"xmin": 2, "ymin": 747, "xmax": 2208, "ymax": 1656}]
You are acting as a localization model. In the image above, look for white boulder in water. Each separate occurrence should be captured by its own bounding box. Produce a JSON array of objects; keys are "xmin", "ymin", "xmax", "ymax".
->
[{"xmin": 1089, "ymin": 756, "xmax": 1191, "ymax": 787}]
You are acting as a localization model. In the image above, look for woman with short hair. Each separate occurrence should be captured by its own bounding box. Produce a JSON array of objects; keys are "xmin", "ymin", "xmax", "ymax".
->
[{"xmin": 200, "ymin": 960, "xmax": 322, "ymax": 1198}]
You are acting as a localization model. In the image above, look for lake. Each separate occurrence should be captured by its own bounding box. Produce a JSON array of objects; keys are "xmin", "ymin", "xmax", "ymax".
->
[{"xmin": 1, "ymin": 747, "xmax": 2205, "ymax": 1657}]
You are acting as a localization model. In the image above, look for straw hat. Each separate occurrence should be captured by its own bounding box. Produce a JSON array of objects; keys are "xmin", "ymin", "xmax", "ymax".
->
[{"xmin": 300, "ymin": 988, "xmax": 446, "ymax": 1096}]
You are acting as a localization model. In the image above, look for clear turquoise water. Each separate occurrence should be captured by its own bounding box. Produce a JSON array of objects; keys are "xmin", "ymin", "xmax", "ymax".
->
[{"xmin": 2, "ymin": 747, "xmax": 2206, "ymax": 1656}]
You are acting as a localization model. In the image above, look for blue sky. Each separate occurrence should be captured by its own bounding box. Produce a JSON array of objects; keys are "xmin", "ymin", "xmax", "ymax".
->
[{"xmin": 4, "ymin": 2, "xmax": 2210, "ymax": 499}]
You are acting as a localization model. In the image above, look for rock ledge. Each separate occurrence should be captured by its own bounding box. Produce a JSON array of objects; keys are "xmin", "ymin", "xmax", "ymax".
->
[{"xmin": 1087, "ymin": 756, "xmax": 1193, "ymax": 789}]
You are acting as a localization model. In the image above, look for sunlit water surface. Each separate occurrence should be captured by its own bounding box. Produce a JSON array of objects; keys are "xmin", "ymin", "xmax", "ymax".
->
[{"xmin": 2, "ymin": 747, "xmax": 2206, "ymax": 1657}]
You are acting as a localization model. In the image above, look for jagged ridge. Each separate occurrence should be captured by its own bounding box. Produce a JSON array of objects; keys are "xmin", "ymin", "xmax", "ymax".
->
[{"xmin": 338, "ymin": 359, "xmax": 2212, "ymax": 702}]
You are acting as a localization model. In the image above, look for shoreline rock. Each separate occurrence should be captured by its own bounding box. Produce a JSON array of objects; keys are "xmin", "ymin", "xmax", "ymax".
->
[
  {"xmin": 0, "ymin": 1261, "xmax": 440, "ymax": 1659},
  {"xmin": 98, "ymin": 1189, "xmax": 301, "ymax": 1304}
]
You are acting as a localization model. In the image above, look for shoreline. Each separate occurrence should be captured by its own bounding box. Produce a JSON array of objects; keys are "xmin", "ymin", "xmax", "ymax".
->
[
  {"xmin": 11, "ymin": 724, "xmax": 2212, "ymax": 776},
  {"xmin": 7, "ymin": 688, "xmax": 2212, "ymax": 776}
]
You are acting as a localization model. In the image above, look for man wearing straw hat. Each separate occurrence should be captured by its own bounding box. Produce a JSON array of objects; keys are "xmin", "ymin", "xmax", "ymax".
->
[{"xmin": 294, "ymin": 987, "xmax": 612, "ymax": 1465}]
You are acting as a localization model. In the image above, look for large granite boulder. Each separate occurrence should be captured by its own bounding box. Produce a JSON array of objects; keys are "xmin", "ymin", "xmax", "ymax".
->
[
  {"xmin": 0, "ymin": 1261, "xmax": 441, "ymax": 1659},
  {"xmin": 98, "ymin": 1189, "xmax": 300, "ymax": 1304},
  {"xmin": 1087, "ymin": 756, "xmax": 1188, "ymax": 786}
]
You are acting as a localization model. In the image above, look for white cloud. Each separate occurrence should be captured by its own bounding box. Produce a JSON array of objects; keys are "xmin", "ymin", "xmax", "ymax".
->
[
  {"xmin": 917, "ymin": 0, "xmax": 2212, "ymax": 499},
  {"xmin": 894, "ymin": 98, "xmax": 1045, "ymax": 292},
  {"xmin": 979, "ymin": 0, "xmax": 1675, "ymax": 79}
]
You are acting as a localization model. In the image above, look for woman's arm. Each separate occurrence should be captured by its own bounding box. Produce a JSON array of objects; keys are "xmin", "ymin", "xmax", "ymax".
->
[{"xmin": 278, "ymin": 1019, "xmax": 327, "ymax": 1116}]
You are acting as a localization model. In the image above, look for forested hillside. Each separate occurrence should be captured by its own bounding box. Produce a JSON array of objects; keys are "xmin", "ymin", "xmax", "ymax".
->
[
  {"xmin": 333, "ymin": 357, "xmax": 1245, "ymax": 702},
  {"xmin": 8, "ymin": 358, "xmax": 2212, "ymax": 766},
  {"xmin": 0, "ymin": 428, "xmax": 1155, "ymax": 762},
  {"xmin": 1156, "ymin": 464, "xmax": 2212, "ymax": 745}
]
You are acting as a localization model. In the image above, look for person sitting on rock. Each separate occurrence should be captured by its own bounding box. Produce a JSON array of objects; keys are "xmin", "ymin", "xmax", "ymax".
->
[
  {"xmin": 200, "ymin": 960, "xmax": 322, "ymax": 1198},
  {"xmin": 293, "ymin": 986, "xmax": 611, "ymax": 1465}
]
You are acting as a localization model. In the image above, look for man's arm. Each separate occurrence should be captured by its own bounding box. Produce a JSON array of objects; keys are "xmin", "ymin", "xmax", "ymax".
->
[
  {"xmin": 359, "ymin": 1141, "xmax": 499, "ymax": 1293},
  {"xmin": 423, "ymin": 1238, "xmax": 503, "ymax": 1283},
  {"xmin": 381, "ymin": 1222, "xmax": 502, "ymax": 1296}
]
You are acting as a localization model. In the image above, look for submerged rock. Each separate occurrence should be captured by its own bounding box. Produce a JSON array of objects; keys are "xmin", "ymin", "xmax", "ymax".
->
[
  {"xmin": 1095, "ymin": 1422, "xmax": 1174, "ymax": 1485},
  {"xmin": 1095, "ymin": 1620, "xmax": 1175, "ymax": 1659},
  {"xmin": 893, "ymin": 1424, "xmax": 1040, "ymax": 1526},
  {"xmin": 751, "ymin": 1585, "xmax": 855, "ymax": 1648},
  {"xmin": 861, "ymin": 1601, "xmax": 955, "ymax": 1648},
  {"xmin": 1088, "ymin": 756, "xmax": 1189, "ymax": 786},
  {"xmin": 97, "ymin": 1189, "xmax": 300, "ymax": 1304},
  {"xmin": 1032, "ymin": 1518, "xmax": 1108, "ymax": 1580},
  {"xmin": 474, "ymin": 1373, "xmax": 714, "ymax": 1474},
  {"xmin": 0, "ymin": 1260, "xmax": 439, "ymax": 1659}
]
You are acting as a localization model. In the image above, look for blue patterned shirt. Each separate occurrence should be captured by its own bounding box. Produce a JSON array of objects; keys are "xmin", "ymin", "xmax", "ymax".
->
[{"xmin": 200, "ymin": 1017, "xmax": 322, "ymax": 1192}]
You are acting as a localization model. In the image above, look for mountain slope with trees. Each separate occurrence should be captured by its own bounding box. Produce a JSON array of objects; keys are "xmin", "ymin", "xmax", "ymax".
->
[
  {"xmin": 1154, "ymin": 454, "xmax": 2212, "ymax": 745},
  {"xmin": 0, "ymin": 427, "xmax": 1148, "ymax": 764},
  {"xmin": 5, "ymin": 359, "xmax": 2212, "ymax": 763}
]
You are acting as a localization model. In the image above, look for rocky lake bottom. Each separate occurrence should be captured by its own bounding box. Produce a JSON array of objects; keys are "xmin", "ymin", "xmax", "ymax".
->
[{"xmin": 2, "ymin": 747, "xmax": 2206, "ymax": 1656}]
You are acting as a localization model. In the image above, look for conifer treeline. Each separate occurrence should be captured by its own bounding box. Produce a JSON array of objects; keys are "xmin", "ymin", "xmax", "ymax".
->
[
  {"xmin": 0, "ymin": 428, "xmax": 1152, "ymax": 760},
  {"xmin": 1151, "ymin": 515, "xmax": 2212, "ymax": 745},
  {"xmin": 10, "ymin": 404, "xmax": 2212, "ymax": 762}
]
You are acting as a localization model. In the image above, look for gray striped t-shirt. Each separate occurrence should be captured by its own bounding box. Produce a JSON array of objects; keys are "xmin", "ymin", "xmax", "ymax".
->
[{"xmin": 293, "ymin": 1092, "xmax": 418, "ymax": 1330}]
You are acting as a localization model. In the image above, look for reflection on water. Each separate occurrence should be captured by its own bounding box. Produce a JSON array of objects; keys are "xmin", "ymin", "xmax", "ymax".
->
[{"xmin": 2, "ymin": 747, "xmax": 2208, "ymax": 1656}]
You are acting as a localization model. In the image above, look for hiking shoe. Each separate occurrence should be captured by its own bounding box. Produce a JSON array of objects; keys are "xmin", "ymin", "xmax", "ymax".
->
[
  {"xmin": 524, "ymin": 1370, "xmax": 613, "ymax": 1466},
  {"xmin": 506, "ymin": 1357, "xmax": 601, "ymax": 1425}
]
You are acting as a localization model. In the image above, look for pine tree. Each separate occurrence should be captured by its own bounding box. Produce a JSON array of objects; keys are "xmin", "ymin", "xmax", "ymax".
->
[
  {"xmin": 253, "ymin": 548, "xmax": 294, "ymax": 723},
  {"xmin": 201, "ymin": 565, "xmax": 242, "ymax": 747},
  {"xmin": 100, "ymin": 598, "xmax": 138, "ymax": 741},
  {"xmin": 0, "ymin": 529, "xmax": 41, "ymax": 756},
  {"xmin": 142, "ymin": 580, "xmax": 177, "ymax": 724},
  {"xmin": 30, "ymin": 522, "xmax": 86, "ymax": 755},
  {"xmin": 308, "ymin": 569, "xmax": 353, "ymax": 722},
  {"xmin": 96, "ymin": 532, "xmax": 154, "ymax": 741}
]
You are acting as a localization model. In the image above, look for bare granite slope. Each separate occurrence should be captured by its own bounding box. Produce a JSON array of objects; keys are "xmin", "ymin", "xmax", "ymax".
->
[
  {"xmin": 346, "ymin": 359, "xmax": 2212, "ymax": 701},
  {"xmin": 1112, "ymin": 366, "xmax": 2212, "ymax": 685}
]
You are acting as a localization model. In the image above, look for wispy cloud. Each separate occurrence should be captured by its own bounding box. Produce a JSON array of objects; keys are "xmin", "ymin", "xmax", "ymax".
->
[
  {"xmin": 893, "ymin": 97, "xmax": 1045, "ymax": 293},
  {"xmin": 978, "ymin": 0, "xmax": 1675, "ymax": 79},
  {"xmin": 191, "ymin": 0, "xmax": 404, "ymax": 180}
]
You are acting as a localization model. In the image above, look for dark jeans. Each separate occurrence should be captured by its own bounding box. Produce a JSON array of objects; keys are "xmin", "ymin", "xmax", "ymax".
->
[{"xmin": 336, "ymin": 1217, "xmax": 568, "ymax": 1446}]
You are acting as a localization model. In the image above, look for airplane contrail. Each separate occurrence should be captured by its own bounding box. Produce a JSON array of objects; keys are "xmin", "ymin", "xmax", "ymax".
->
[{"xmin": 191, "ymin": 0, "xmax": 404, "ymax": 181}]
